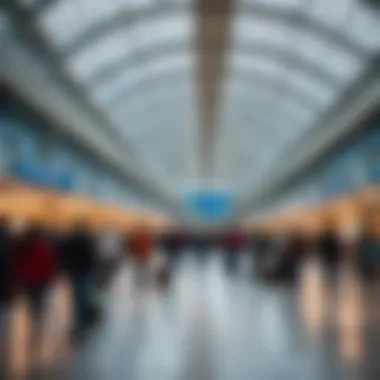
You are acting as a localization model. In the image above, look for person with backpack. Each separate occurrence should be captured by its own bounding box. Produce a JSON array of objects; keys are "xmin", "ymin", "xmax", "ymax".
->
[{"xmin": 61, "ymin": 222, "xmax": 96, "ymax": 339}]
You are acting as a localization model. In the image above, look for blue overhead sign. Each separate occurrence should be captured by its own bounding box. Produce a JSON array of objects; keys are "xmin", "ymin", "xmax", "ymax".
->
[{"xmin": 185, "ymin": 190, "xmax": 233, "ymax": 221}]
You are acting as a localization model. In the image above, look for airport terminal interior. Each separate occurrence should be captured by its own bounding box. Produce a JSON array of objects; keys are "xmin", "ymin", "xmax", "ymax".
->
[{"xmin": 0, "ymin": 0, "xmax": 380, "ymax": 379}]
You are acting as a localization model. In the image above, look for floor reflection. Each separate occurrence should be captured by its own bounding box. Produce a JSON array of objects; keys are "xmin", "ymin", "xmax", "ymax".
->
[{"xmin": 1, "ymin": 252, "xmax": 379, "ymax": 380}]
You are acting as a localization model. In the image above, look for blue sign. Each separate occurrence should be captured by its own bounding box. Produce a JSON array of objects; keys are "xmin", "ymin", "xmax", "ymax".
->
[
  {"xmin": 11, "ymin": 157, "xmax": 74, "ymax": 191},
  {"xmin": 185, "ymin": 191, "xmax": 233, "ymax": 220}
]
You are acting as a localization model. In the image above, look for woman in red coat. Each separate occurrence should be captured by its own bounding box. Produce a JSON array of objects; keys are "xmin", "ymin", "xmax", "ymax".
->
[{"xmin": 11, "ymin": 225, "xmax": 57, "ymax": 321}]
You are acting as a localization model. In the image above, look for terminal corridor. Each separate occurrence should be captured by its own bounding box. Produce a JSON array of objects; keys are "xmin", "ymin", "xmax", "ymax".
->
[
  {"xmin": 2, "ymin": 252, "xmax": 380, "ymax": 380},
  {"xmin": 1, "ymin": 1, "xmax": 379, "ymax": 379}
]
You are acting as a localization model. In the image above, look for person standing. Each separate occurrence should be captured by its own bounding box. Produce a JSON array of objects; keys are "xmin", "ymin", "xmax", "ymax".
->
[
  {"xmin": 161, "ymin": 230, "xmax": 185, "ymax": 268},
  {"xmin": 61, "ymin": 222, "xmax": 96, "ymax": 339},
  {"xmin": 0, "ymin": 218, "xmax": 12, "ymax": 322},
  {"xmin": 128, "ymin": 224, "xmax": 155, "ymax": 281},
  {"xmin": 318, "ymin": 218, "xmax": 341, "ymax": 281},
  {"xmin": 0, "ymin": 217, "xmax": 12, "ymax": 374},
  {"xmin": 224, "ymin": 228, "xmax": 244, "ymax": 271},
  {"xmin": 11, "ymin": 225, "xmax": 57, "ymax": 350}
]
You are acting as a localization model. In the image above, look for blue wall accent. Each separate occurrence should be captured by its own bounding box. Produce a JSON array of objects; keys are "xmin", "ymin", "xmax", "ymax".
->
[{"xmin": 0, "ymin": 99, "xmax": 137, "ymax": 205}]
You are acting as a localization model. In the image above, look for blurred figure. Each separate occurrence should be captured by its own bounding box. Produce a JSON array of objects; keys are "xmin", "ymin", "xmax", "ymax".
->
[
  {"xmin": 160, "ymin": 229, "xmax": 185, "ymax": 269},
  {"xmin": 251, "ymin": 232, "xmax": 271, "ymax": 277},
  {"xmin": 0, "ymin": 217, "xmax": 12, "ymax": 331},
  {"xmin": 190, "ymin": 231, "xmax": 208, "ymax": 257},
  {"xmin": 224, "ymin": 227, "xmax": 244, "ymax": 272},
  {"xmin": 277, "ymin": 232, "xmax": 306, "ymax": 283},
  {"xmin": 318, "ymin": 218, "xmax": 341, "ymax": 280},
  {"xmin": 356, "ymin": 208, "xmax": 380, "ymax": 281},
  {"xmin": 261, "ymin": 234, "xmax": 288, "ymax": 282},
  {"xmin": 11, "ymin": 225, "xmax": 57, "ymax": 349},
  {"xmin": 61, "ymin": 221, "xmax": 96, "ymax": 340},
  {"xmin": 128, "ymin": 224, "xmax": 155, "ymax": 280},
  {"xmin": 97, "ymin": 230, "xmax": 122, "ymax": 285}
]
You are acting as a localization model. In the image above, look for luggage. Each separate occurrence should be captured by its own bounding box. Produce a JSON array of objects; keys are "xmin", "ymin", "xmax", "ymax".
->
[{"xmin": 155, "ymin": 266, "xmax": 171, "ymax": 286}]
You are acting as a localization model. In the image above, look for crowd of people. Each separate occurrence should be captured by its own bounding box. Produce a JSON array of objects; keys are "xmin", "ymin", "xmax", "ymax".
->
[
  {"xmin": 251, "ymin": 214, "xmax": 380, "ymax": 284},
  {"xmin": 0, "ymin": 216, "xmax": 379, "ymax": 349},
  {"xmin": 0, "ymin": 219, "xmax": 100, "ymax": 344},
  {"xmin": 0, "ymin": 220, "xmax": 190, "ymax": 345}
]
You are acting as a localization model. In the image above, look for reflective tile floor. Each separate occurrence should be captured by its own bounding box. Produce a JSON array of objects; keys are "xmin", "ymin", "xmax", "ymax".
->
[{"xmin": 1, "ymin": 252, "xmax": 380, "ymax": 380}]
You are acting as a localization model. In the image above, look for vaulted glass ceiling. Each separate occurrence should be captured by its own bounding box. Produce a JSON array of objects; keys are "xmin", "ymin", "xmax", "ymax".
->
[
  {"xmin": 217, "ymin": 0, "xmax": 380, "ymax": 195},
  {"xmin": 32, "ymin": 0, "xmax": 198, "ymax": 192},
  {"xmin": 4, "ymin": 0, "xmax": 380, "ymax": 210}
]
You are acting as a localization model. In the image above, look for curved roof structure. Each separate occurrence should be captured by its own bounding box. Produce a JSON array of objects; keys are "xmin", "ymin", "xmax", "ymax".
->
[{"xmin": 2, "ymin": 0, "xmax": 380, "ymax": 218}]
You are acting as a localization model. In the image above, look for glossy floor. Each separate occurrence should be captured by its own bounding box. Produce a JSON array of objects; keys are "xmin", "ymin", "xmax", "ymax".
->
[{"xmin": 1, "ymin": 252, "xmax": 380, "ymax": 380}]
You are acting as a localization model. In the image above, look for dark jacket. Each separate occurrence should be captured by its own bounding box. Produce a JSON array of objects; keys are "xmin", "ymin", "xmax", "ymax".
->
[
  {"xmin": 61, "ymin": 232, "xmax": 96, "ymax": 278},
  {"xmin": 161, "ymin": 233, "xmax": 184, "ymax": 255},
  {"xmin": 0, "ymin": 227, "xmax": 12, "ymax": 302},
  {"xmin": 318, "ymin": 232, "xmax": 340, "ymax": 266}
]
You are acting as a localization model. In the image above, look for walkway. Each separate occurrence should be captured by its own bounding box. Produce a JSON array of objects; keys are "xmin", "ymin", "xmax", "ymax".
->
[{"xmin": 2, "ymin": 252, "xmax": 380, "ymax": 380}]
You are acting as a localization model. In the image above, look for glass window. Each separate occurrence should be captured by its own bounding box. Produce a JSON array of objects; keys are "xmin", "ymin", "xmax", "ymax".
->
[
  {"xmin": 264, "ymin": 120, "xmax": 298, "ymax": 145},
  {"xmin": 346, "ymin": 2, "xmax": 380, "ymax": 51},
  {"xmin": 111, "ymin": 87, "xmax": 191, "ymax": 125},
  {"xmin": 67, "ymin": 32, "xmax": 135, "ymax": 79},
  {"xmin": 92, "ymin": 53, "xmax": 194, "ymax": 103},
  {"xmin": 276, "ymin": 96, "xmax": 317, "ymax": 125},
  {"xmin": 229, "ymin": 53, "xmax": 286, "ymax": 81},
  {"xmin": 295, "ymin": 29, "xmax": 365, "ymax": 83},
  {"xmin": 238, "ymin": 0, "xmax": 304, "ymax": 10},
  {"xmin": 284, "ymin": 68, "xmax": 339, "ymax": 107},
  {"xmin": 108, "ymin": 81, "xmax": 192, "ymax": 114},
  {"xmin": 66, "ymin": 14, "xmax": 193, "ymax": 80},
  {"xmin": 304, "ymin": 0, "xmax": 354, "ymax": 30},
  {"xmin": 232, "ymin": 15, "xmax": 297, "ymax": 49},
  {"xmin": 39, "ymin": 0, "xmax": 160, "ymax": 46},
  {"xmin": 224, "ymin": 82, "xmax": 277, "ymax": 102},
  {"xmin": 39, "ymin": 0, "xmax": 86, "ymax": 46},
  {"xmin": 132, "ymin": 14, "xmax": 193, "ymax": 50}
]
